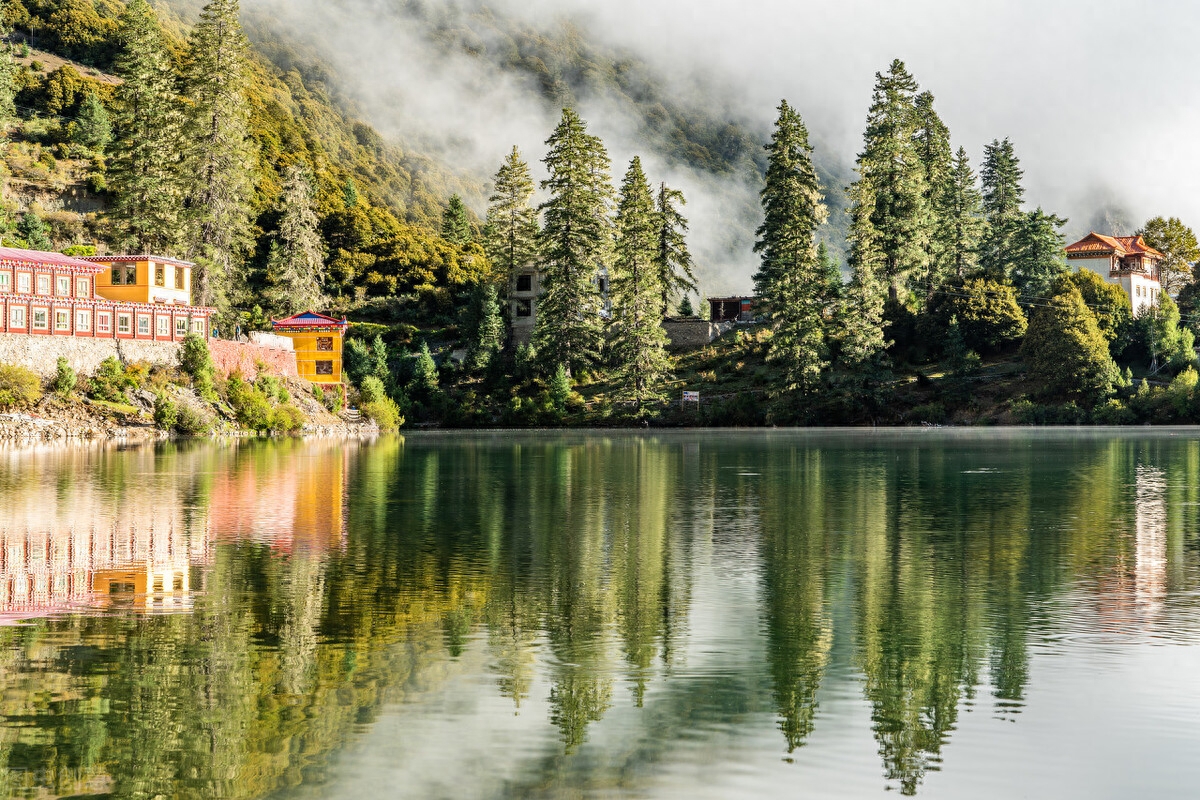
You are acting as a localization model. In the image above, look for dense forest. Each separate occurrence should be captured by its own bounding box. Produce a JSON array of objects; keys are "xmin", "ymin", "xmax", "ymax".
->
[{"xmin": 3, "ymin": 0, "xmax": 1200, "ymax": 429}]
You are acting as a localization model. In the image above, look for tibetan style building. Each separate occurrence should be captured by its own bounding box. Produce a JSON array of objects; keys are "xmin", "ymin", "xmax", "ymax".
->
[
  {"xmin": 1065, "ymin": 233, "xmax": 1164, "ymax": 315},
  {"xmin": 0, "ymin": 247, "xmax": 212, "ymax": 340},
  {"xmin": 271, "ymin": 311, "xmax": 349, "ymax": 389}
]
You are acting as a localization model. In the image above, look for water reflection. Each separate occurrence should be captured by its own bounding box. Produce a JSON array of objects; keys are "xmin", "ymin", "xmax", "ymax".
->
[{"xmin": 0, "ymin": 432, "xmax": 1197, "ymax": 799}]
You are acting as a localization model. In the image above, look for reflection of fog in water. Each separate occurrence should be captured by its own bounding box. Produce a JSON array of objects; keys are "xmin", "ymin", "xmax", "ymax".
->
[{"xmin": 1135, "ymin": 465, "xmax": 1168, "ymax": 616}]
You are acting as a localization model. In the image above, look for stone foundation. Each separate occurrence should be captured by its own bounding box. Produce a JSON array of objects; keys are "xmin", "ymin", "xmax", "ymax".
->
[{"xmin": 662, "ymin": 319, "xmax": 732, "ymax": 351}]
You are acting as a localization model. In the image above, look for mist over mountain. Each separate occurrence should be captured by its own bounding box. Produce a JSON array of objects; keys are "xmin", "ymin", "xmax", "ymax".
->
[{"xmin": 220, "ymin": 0, "xmax": 853, "ymax": 295}]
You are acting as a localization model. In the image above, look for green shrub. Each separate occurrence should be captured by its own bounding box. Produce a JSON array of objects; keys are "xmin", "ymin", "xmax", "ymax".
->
[
  {"xmin": 174, "ymin": 405, "xmax": 214, "ymax": 436},
  {"xmin": 925, "ymin": 277, "xmax": 1028, "ymax": 354},
  {"xmin": 1021, "ymin": 285, "xmax": 1120, "ymax": 402},
  {"xmin": 226, "ymin": 375, "xmax": 273, "ymax": 431},
  {"xmin": 270, "ymin": 404, "xmax": 306, "ymax": 433},
  {"xmin": 361, "ymin": 396, "xmax": 403, "ymax": 430},
  {"xmin": 320, "ymin": 385, "xmax": 344, "ymax": 414},
  {"xmin": 153, "ymin": 394, "xmax": 178, "ymax": 430},
  {"xmin": 51, "ymin": 357, "xmax": 76, "ymax": 397},
  {"xmin": 89, "ymin": 356, "xmax": 136, "ymax": 402},
  {"xmin": 908, "ymin": 402, "xmax": 947, "ymax": 425},
  {"xmin": 1092, "ymin": 399, "xmax": 1136, "ymax": 425},
  {"xmin": 0, "ymin": 364, "xmax": 42, "ymax": 409},
  {"xmin": 179, "ymin": 333, "xmax": 217, "ymax": 400},
  {"xmin": 256, "ymin": 374, "xmax": 288, "ymax": 403},
  {"xmin": 359, "ymin": 375, "xmax": 386, "ymax": 404}
]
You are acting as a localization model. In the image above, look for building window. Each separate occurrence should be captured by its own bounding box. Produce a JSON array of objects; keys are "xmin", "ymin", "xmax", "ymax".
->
[
  {"xmin": 175, "ymin": 317, "xmax": 187, "ymax": 336},
  {"xmin": 316, "ymin": 336, "xmax": 334, "ymax": 351},
  {"xmin": 32, "ymin": 309, "xmax": 48, "ymax": 330},
  {"xmin": 112, "ymin": 265, "xmax": 137, "ymax": 285},
  {"xmin": 97, "ymin": 312, "xmax": 111, "ymax": 333},
  {"xmin": 0, "ymin": 272, "xmax": 10, "ymax": 293},
  {"xmin": 76, "ymin": 310, "xmax": 91, "ymax": 331},
  {"xmin": 76, "ymin": 278, "xmax": 90, "ymax": 297},
  {"xmin": 118, "ymin": 314, "xmax": 132, "ymax": 334},
  {"xmin": 10, "ymin": 307, "xmax": 25, "ymax": 328},
  {"xmin": 55, "ymin": 310, "xmax": 69, "ymax": 331},
  {"xmin": 36, "ymin": 275, "xmax": 50, "ymax": 295},
  {"xmin": 138, "ymin": 315, "xmax": 150, "ymax": 335},
  {"xmin": 155, "ymin": 264, "xmax": 165, "ymax": 287},
  {"xmin": 191, "ymin": 319, "xmax": 205, "ymax": 335},
  {"xmin": 516, "ymin": 273, "xmax": 533, "ymax": 292},
  {"xmin": 56, "ymin": 276, "xmax": 70, "ymax": 296},
  {"xmin": 17, "ymin": 273, "xmax": 30, "ymax": 294},
  {"xmin": 315, "ymin": 360, "xmax": 334, "ymax": 375},
  {"xmin": 514, "ymin": 298, "xmax": 533, "ymax": 317},
  {"xmin": 156, "ymin": 315, "xmax": 170, "ymax": 336}
]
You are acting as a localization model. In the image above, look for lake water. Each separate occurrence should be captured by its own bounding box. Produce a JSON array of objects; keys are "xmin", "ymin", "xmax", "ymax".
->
[{"xmin": 1, "ymin": 430, "xmax": 1199, "ymax": 799}]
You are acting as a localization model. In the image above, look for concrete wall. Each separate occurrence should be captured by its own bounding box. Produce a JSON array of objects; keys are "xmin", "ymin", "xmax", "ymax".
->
[
  {"xmin": 663, "ymin": 319, "xmax": 732, "ymax": 351},
  {"xmin": 209, "ymin": 339, "xmax": 298, "ymax": 380},
  {"xmin": 0, "ymin": 333, "xmax": 299, "ymax": 380}
]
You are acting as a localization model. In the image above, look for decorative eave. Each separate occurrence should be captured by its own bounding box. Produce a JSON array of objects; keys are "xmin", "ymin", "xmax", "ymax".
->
[
  {"xmin": 271, "ymin": 311, "xmax": 350, "ymax": 333},
  {"xmin": 0, "ymin": 247, "xmax": 106, "ymax": 275},
  {"xmin": 82, "ymin": 254, "xmax": 197, "ymax": 268}
]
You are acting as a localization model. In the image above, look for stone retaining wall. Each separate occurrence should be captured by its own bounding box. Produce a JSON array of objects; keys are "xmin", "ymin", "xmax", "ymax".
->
[
  {"xmin": 662, "ymin": 319, "xmax": 732, "ymax": 351},
  {"xmin": 0, "ymin": 333, "xmax": 299, "ymax": 381}
]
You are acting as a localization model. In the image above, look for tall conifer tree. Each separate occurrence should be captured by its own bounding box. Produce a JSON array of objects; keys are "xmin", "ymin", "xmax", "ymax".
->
[
  {"xmin": 108, "ymin": 0, "xmax": 184, "ymax": 254},
  {"xmin": 753, "ymin": 100, "xmax": 829, "ymax": 395},
  {"xmin": 441, "ymin": 195, "xmax": 473, "ymax": 245},
  {"xmin": 846, "ymin": 60, "xmax": 930, "ymax": 303},
  {"xmin": 182, "ymin": 0, "xmax": 255, "ymax": 312},
  {"xmin": 484, "ymin": 147, "xmax": 540, "ymax": 294},
  {"xmin": 0, "ymin": 18, "xmax": 16, "ymax": 131},
  {"xmin": 610, "ymin": 157, "xmax": 671, "ymax": 412},
  {"xmin": 535, "ymin": 108, "xmax": 613, "ymax": 375},
  {"xmin": 914, "ymin": 91, "xmax": 953, "ymax": 292},
  {"xmin": 940, "ymin": 147, "xmax": 985, "ymax": 278},
  {"xmin": 265, "ymin": 165, "xmax": 327, "ymax": 315},
  {"xmin": 979, "ymin": 137, "xmax": 1026, "ymax": 281},
  {"xmin": 654, "ymin": 183, "xmax": 695, "ymax": 317}
]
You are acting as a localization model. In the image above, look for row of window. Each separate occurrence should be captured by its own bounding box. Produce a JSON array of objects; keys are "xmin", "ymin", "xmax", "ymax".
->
[
  {"xmin": 1135, "ymin": 284, "xmax": 1160, "ymax": 300},
  {"xmin": 0, "ymin": 272, "xmax": 92, "ymax": 298},
  {"xmin": 4, "ymin": 306, "xmax": 205, "ymax": 336},
  {"xmin": 110, "ymin": 263, "xmax": 190, "ymax": 290}
]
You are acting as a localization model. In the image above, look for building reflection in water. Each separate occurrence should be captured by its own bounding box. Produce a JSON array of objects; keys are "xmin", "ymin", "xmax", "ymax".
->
[{"xmin": 1134, "ymin": 464, "xmax": 1168, "ymax": 616}]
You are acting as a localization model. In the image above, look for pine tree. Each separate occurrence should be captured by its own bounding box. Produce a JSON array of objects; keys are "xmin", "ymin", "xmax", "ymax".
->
[
  {"xmin": 0, "ymin": 19, "xmax": 17, "ymax": 131},
  {"xmin": 182, "ymin": 0, "xmax": 255, "ymax": 313},
  {"xmin": 610, "ymin": 157, "xmax": 671, "ymax": 413},
  {"xmin": 535, "ymin": 108, "xmax": 613, "ymax": 375},
  {"xmin": 265, "ymin": 165, "xmax": 327, "ymax": 314},
  {"xmin": 1010, "ymin": 207, "xmax": 1067, "ymax": 297},
  {"xmin": 753, "ymin": 100, "xmax": 829, "ymax": 395},
  {"xmin": 677, "ymin": 295, "xmax": 694, "ymax": 317},
  {"xmin": 343, "ymin": 178, "xmax": 359, "ymax": 209},
  {"xmin": 846, "ymin": 60, "xmax": 930, "ymax": 302},
  {"xmin": 72, "ymin": 90, "xmax": 111, "ymax": 151},
  {"xmin": 654, "ymin": 182, "xmax": 696, "ymax": 317},
  {"xmin": 18, "ymin": 212, "xmax": 50, "ymax": 250},
  {"xmin": 468, "ymin": 283, "xmax": 504, "ymax": 371},
  {"xmin": 108, "ymin": 0, "xmax": 184, "ymax": 254},
  {"xmin": 441, "ymin": 194, "xmax": 473, "ymax": 246},
  {"xmin": 409, "ymin": 342, "xmax": 439, "ymax": 397},
  {"xmin": 817, "ymin": 241, "xmax": 843, "ymax": 304},
  {"xmin": 939, "ymin": 147, "xmax": 985, "ymax": 278},
  {"xmin": 483, "ymin": 147, "xmax": 540, "ymax": 293},
  {"xmin": 914, "ymin": 91, "xmax": 952, "ymax": 293},
  {"xmin": 979, "ymin": 138, "xmax": 1026, "ymax": 282}
]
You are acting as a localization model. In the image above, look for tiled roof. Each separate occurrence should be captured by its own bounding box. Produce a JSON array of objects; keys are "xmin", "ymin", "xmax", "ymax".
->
[
  {"xmin": 82, "ymin": 254, "xmax": 196, "ymax": 267},
  {"xmin": 272, "ymin": 311, "xmax": 349, "ymax": 329},
  {"xmin": 0, "ymin": 247, "xmax": 104, "ymax": 272},
  {"xmin": 1065, "ymin": 233, "xmax": 1165, "ymax": 259}
]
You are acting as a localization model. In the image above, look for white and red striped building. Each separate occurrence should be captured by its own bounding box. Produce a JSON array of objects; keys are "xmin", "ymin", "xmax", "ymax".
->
[{"xmin": 0, "ymin": 247, "xmax": 213, "ymax": 341}]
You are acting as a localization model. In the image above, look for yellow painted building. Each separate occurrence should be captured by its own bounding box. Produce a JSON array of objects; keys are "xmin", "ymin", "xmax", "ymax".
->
[
  {"xmin": 271, "ymin": 311, "xmax": 350, "ymax": 388},
  {"xmin": 85, "ymin": 254, "xmax": 196, "ymax": 306}
]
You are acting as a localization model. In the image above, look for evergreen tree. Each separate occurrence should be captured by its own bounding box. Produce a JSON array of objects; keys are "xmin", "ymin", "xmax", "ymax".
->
[
  {"xmin": 610, "ymin": 157, "xmax": 671, "ymax": 413},
  {"xmin": 265, "ymin": 165, "xmax": 327, "ymax": 314},
  {"xmin": 343, "ymin": 178, "xmax": 359, "ymax": 209},
  {"xmin": 409, "ymin": 342, "xmax": 439, "ymax": 397},
  {"xmin": 72, "ymin": 90, "xmax": 111, "ymax": 151},
  {"xmin": 846, "ymin": 60, "xmax": 930, "ymax": 303},
  {"xmin": 939, "ymin": 147, "xmax": 985, "ymax": 278},
  {"xmin": 18, "ymin": 211, "xmax": 50, "ymax": 250},
  {"xmin": 1021, "ymin": 284, "xmax": 1120, "ymax": 401},
  {"xmin": 551, "ymin": 363, "xmax": 571, "ymax": 414},
  {"xmin": 979, "ymin": 138, "xmax": 1026, "ymax": 281},
  {"xmin": 182, "ymin": 0, "xmax": 255, "ymax": 313},
  {"xmin": 753, "ymin": 100, "xmax": 829, "ymax": 395},
  {"xmin": 817, "ymin": 241, "xmax": 843, "ymax": 304},
  {"xmin": 654, "ymin": 182, "xmax": 696, "ymax": 317},
  {"xmin": 441, "ymin": 194, "xmax": 473, "ymax": 246},
  {"xmin": 468, "ymin": 282, "xmax": 504, "ymax": 371},
  {"xmin": 535, "ymin": 108, "xmax": 613, "ymax": 375},
  {"xmin": 0, "ymin": 19, "xmax": 17, "ymax": 131},
  {"xmin": 108, "ymin": 0, "xmax": 184, "ymax": 254},
  {"xmin": 483, "ymin": 147, "xmax": 540, "ymax": 292},
  {"xmin": 677, "ymin": 295, "xmax": 694, "ymax": 317},
  {"xmin": 914, "ymin": 91, "xmax": 952, "ymax": 293},
  {"xmin": 1010, "ymin": 208, "xmax": 1067, "ymax": 297}
]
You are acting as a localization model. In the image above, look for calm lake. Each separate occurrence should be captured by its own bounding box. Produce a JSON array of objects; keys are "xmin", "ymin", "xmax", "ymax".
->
[{"xmin": 1, "ymin": 430, "xmax": 1199, "ymax": 799}]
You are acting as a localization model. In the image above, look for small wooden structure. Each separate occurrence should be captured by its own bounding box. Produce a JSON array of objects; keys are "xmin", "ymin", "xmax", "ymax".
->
[
  {"xmin": 271, "ymin": 311, "xmax": 349, "ymax": 389},
  {"xmin": 708, "ymin": 296, "xmax": 754, "ymax": 323}
]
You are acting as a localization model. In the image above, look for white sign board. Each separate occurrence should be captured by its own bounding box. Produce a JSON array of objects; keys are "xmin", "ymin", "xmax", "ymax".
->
[{"xmin": 682, "ymin": 391, "xmax": 700, "ymax": 403}]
